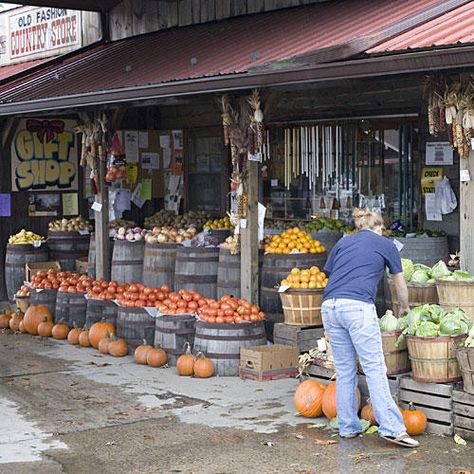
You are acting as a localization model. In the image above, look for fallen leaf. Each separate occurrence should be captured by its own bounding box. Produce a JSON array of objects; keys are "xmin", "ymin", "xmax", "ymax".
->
[
  {"xmin": 143, "ymin": 434, "xmax": 154, "ymax": 440},
  {"xmin": 85, "ymin": 361, "xmax": 111, "ymax": 367},
  {"xmin": 307, "ymin": 423, "xmax": 326, "ymax": 429},
  {"xmin": 295, "ymin": 434, "xmax": 305, "ymax": 440},
  {"xmin": 314, "ymin": 438, "xmax": 338, "ymax": 445},
  {"xmin": 330, "ymin": 433, "xmax": 339, "ymax": 438},
  {"xmin": 365, "ymin": 426, "xmax": 378, "ymax": 434},
  {"xmin": 360, "ymin": 419, "xmax": 371, "ymax": 432},
  {"xmin": 262, "ymin": 441, "xmax": 274, "ymax": 447},
  {"xmin": 105, "ymin": 441, "xmax": 116, "ymax": 446},
  {"xmin": 454, "ymin": 435, "xmax": 467, "ymax": 446}
]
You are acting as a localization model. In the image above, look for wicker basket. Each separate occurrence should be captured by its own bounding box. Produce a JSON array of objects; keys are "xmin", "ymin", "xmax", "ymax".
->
[
  {"xmin": 407, "ymin": 335, "xmax": 466, "ymax": 383},
  {"xmin": 15, "ymin": 295, "xmax": 29, "ymax": 313},
  {"xmin": 389, "ymin": 280, "xmax": 438, "ymax": 316},
  {"xmin": 436, "ymin": 279, "xmax": 474, "ymax": 323},
  {"xmin": 456, "ymin": 346, "xmax": 474, "ymax": 395},
  {"xmin": 279, "ymin": 288, "xmax": 323, "ymax": 326}
]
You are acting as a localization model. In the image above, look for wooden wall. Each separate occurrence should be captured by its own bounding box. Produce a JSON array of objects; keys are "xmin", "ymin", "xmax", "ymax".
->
[{"xmin": 109, "ymin": 0, "xmax": 328, "ymax": 40}]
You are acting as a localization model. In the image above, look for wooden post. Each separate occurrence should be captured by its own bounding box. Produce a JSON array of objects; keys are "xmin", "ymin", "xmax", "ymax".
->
[
  {"xmin": 241, "ymin": 160, "xmax": 259, "ymax": 303},
  {"xmin": 460, "ymin": 151, "xmax": 474, "ymax": 273},
  {"xmin": 95, "ymin": 156, "xmax": 110, "ymax": 280}
]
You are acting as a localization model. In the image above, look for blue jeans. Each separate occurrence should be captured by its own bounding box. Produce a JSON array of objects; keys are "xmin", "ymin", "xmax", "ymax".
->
[{"xmin": 321, "ymin": 298, "xmax": 406, "ymax": 437}]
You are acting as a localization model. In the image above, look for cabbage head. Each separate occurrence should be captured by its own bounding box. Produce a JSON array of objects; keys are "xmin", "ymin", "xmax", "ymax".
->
[
  {"xmin": 380, "ymin": 310, "xmax": 400, "ymax": 332},
  {"xmin": 407, "ymin": 306, "xmax": 424, "ymax": 327},
  {"xmin": 398, "ymin": 315, "xmax": 409, "ymax": 329},
  {"xmin": 452, "ymin": 270, "xmax": 474, "ymax": 281},
  {"xmin": 401, "ymin": 258, "xmax": 414, "ymax": 281},
  {"xmin": 431, "ymin": 261, "xmax": 451, "ymax": 279},
  {"xmin": 414, "ymin": 264, "xmax": 431, "ymax": 273},
  {"xmin": 411, "ymin": 270, "xmax": 430, "ymax": 283},
  {"xmin": 439, "ymin": 317, "xmax": 469, "ymax": 337},
  {"xmin": 421, "ymin": 304, "xmax": 447, "ymax": 324},
  {"xmin": 449, "ymin": 308, "xmax": 470, "ymax": 324},
  {"xmin": 415, "ymin": 321, "xmax": 439, "ymax": 337}
]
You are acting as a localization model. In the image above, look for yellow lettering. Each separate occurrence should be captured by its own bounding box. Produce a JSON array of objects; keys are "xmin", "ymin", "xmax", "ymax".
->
[
  {"xmin": 56, "ymin": 132, "xmax": 74, "ymax": 161},
  {"xmin": 15, "ymin": 130, "xmax": 34, "ymax": 160},
  {"xmin": 45, "ymin": 160, "xmax": 60, "ymax": 185},
  {"xmin": 15, "ymin": 162, "xmax": 34, "ymax": 190},
  {"xmin": 59, "ymin": 162, "xmax": 75, "ymax": 187}
]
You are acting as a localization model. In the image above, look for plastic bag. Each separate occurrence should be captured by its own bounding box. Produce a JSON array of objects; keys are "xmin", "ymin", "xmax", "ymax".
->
[{"xmin": 435, "ymin": 177, "xmax": 457, "ymax": 214}]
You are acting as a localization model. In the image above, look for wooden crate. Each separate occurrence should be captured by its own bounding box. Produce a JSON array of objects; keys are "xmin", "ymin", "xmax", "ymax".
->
[
  {"xmin": 398, "ymin": 376, "xmax": 454, "ymax": 436},
  {"xmin": 358, "ymin": 372, "xmax": 404, "ymax": 402},
  {"xmin": 453, "ymin": 389, "xmax": 474, "ymax": 441},
  {"xmin": 273, "ymin": 323, "xmax": 324, "ymax": 353},
  {"xmin": 306, "ymin": 364, "xmax": 335, "ymax": 383}
]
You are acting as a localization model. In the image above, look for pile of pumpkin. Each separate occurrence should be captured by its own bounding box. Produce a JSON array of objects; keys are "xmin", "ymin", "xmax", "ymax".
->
[{"xmin": 294, "ymin": 379, "xmax": 427, "ymax": 436}]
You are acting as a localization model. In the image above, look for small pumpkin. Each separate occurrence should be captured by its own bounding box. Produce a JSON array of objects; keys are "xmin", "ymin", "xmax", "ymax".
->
[
  {"xmin": 146, "ymin": 345, "xmax": 167, "ymax": 367},
  {"xmin": 98, "ymin": 333, "xmax": 112, "ymax": 354},
  {"xmin": 294, "ymin": 379, "xmax": 327, "ymax": 418},
  {"xmin": 176, "ymin": 342, "xmax": 195, "ymax": 376},
  {"xmin": 108, "ymin": 336, "xmax": 128, "ymax": 357},
  {"xmin": 37, "ymin": 318, "xmax": 54, "ymax": 338},
  {"xmin": 52, "ymin": 323, "xmax": 70, "ymax": 340},
  {"xmin": 78, "ymin": 330, "xmax": 91, "ymax": 347},
  {"xmin": 67, "ymin": 327, "xmax": 83, "ymax": 345},
  {"xmin": 361, "ymin": 399, "xmax": 377, "ymax": 425},
  {"xmin": 88, "ymin": 321, "xmax": 116, "ymax": 348},
  {"xmin": 134, "ymin": 339, "xmax": 153, "ymax": 365},
  {"xmin": 23, "ymin": 305, "xmax": 52, "ymax": 335},
  {"xmin": 193, "ymin": 352, "xmax": 214, "ymax": 378},
  {"xmin": 0, "ymin": 312, "xmax": 11, "ymax": 329},
  {"xmin": 9, "ymin": 312, "xmax": 23, "ymax": 332},
  {"xmin": 322, "ymin": 380, "xmax": 361, "ymax": 420},
  {"xmin": 402, "ymin": 402, "xmax": 427, "ymax": 436},
  {"xmin": 19, "ymin": 319, "xmax": 26, "ymax": 333}
]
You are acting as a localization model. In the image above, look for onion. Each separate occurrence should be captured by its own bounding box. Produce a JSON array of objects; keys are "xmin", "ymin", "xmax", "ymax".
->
[
  {"xmin": 135, "ymin": 233, "xmax": 143, "ymax": 241},
  {"xmin": 157, "ymin": 234, "xmax": 167, "ymax": 244},
  {"xmin": 126, "ymin": 233, "xmax": 135, "ymax": 242}
]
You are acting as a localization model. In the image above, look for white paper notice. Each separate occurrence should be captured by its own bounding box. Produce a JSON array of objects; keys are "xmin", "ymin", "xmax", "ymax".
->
[
  {"xmin": 425, "ymin": 142, "xmax": 453, "ymax": 165},
  {"xmin": 271, "ymin": 179, "xmax": 278, "ymax": 187},
  {"xmin": 131, "ymin": 184, "xmax": 145, "ymax": 208},
  {"xmin": 258, "ymin": 202, "xmax": 266, "ymax": 242},
  {"xmin": 168, "ymin": 175, "xmax": 181, "ymax": 194},
  {"xmin": 162, "ymin": 148, "xmax": 172, "ymax": 168},
  {"xmin": 91, "ymin": 201, "xmax": 102, "ymax": 212},
  {"xmin": 240, "ymin": 219, "xmax": 247, "ymax": 229},
  {"xmin": 115, "ymin": 188, "xmax": 131, "ymax": 211},
  {"xmin": 460, "ymin": 169, "xmax": 471, "ymax": 182},
  {"xmin": 138, "ymin": 131, "xmax": 149, "ymax": 149},
  {"xmin": 425, "ymin": 193, "xmax": 442, "ymax": 221},
  {"xmin": 142, "ymin": 152, "xmax": 160, "ymax": 170},
  {"xmin": 160, "ymin": 135, "xmax": 171, "ymax": 149},
  {"xmin": 172, "ymin": 130, "xmax": 183, "ymax": 150},
  {"xmin": 124, "ymin": 131, "xmax": 139, "ymax": 163}
]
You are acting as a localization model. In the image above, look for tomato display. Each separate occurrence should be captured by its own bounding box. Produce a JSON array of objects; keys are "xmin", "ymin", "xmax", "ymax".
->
[
  {"xmin": 156, "ymin": 289, "xmax": 207, "ymax": 315},
  {"xmin": 197, "ymin": 295, "xmax": 265, "ymax": 324}
]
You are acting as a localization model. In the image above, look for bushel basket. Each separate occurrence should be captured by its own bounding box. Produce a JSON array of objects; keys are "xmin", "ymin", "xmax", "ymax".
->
[
  {"xmin": 436, "ymin": 279, "xmax": 474, "ymax": 323},
  {"xmin": 455, "ymin": 346, "xmax": 474, "ymax": 395},
  {"xmin": 389, "ymin": 280, "xmax": 438, "ymax": 316},
  {"xmin": 279, "ymin": 288, "xmax": 323, "ymax": 326}
]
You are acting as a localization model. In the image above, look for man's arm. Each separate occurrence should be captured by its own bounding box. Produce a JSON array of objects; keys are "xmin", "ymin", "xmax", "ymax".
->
[{"xmin": 391, "ymin": 272, "xmax": 409, "ymax": 316}]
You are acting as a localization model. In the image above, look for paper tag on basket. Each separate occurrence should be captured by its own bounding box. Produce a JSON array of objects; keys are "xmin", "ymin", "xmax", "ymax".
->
[
  {"xmin": 278, "ymin": 285, "xmax": 291, "ymax": 293},
  {"xmin": 317, "ymin": 338, "xmax": 327, "ymax": 352},
  {"xmin": 144, "ymin": 307, "xmax": 158, "ymax": 317},
  {"xmin": 78, "ymin": 230, "xmax": 90, "ymax": 235},
  {"xmin": 393, "ymin": 239, "xmax": 404, "ymax": 252}
]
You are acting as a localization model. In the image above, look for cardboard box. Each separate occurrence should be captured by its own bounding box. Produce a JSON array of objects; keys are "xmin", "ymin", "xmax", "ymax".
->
[
  {"xmin": 26, "ymin": 261, "xmax": 61, "ymax": 282},
  {"xmin": 75, "ymin": 257, "xmax": 88, "ymax": 274},
  {"xmin": 239, "ymin": 344, "xmax": 299, "ymax": 381}
]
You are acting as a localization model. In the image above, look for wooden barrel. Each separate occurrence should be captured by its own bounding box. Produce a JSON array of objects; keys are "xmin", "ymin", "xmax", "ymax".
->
[
  {"xmin": 381, "ymin": 330, "xmax": 411, "ymax": 375},
  {"xmin": 455, "ymin": 346, "xmax": 474, "ymax": 395},
  {"xmin": 47, "ymin": 231, "xmax": 90, "ymax": 271},
  {"xmin": 391, "ymin": 236, "xmax": 449, "ymax": 267},
  {"xmin": 309, "ymin": 230, "xmax": 342, "ymax": 253},
  {"xmin": 111, "ymin": 240, "xmax": 145, "ymax": 284},
  {"xmin": 85, "ymin": 299, "xmax": 118, "ymax": 327},
  {"xmin": 174, "ymin": 247, "xmax": 219, "ymax": 298},
  {"xmin": 217, "ymin": 248, "xmax": 241, "ymax": 299},
  {"xmin": 29, "ymin": 289, "xmax": 58, "ymax": 317},
  {"xmin": 388, "ymin": 280, "xmax": 439, "ymax": 316},
  {"xmin": 55, "ymin": 292, "xmax": 87, "ymax": 327},
  {"xmin": 406, "ymin": 335, "xmax": 466, "ymax": 383},
  {"xmin": 260, "ymin": 252, "xmax": 327, "ymax": 314},
  {"xmin": 116, "ymin": 307, "xmax": 155, "ymax": 351},
  {"xmin": 142, "ymin": 243, "xmax": 178, "ymax": 289},
  {"xmin": 154, "ymin": 314, "xmax": 196, "ymax": 366},
  {"xmin": 436, "ymin": 280, "xmax": 474, "ymax": 323},
  {"xmin": 280, "ymin": 288, "xmax": 323, "ymax": 326},
  {"xmin": 193, "ymin": 321, "xmax": 267, "ymax": 376},
  {"xmin": 87, "ymin": 235, "xmax": 114, "ymax": 278},
  {"xmin": 5, "ymin": 243, "xmax": 49, "ymax": 302}
]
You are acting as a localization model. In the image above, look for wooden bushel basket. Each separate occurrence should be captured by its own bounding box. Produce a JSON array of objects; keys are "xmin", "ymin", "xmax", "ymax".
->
[
  {"xmin": 279, "ymin": 288, "xmax": 323, "ymax": 326},
  {"xmin": 381, "ymin": 330, "xmax": 411, "ymax": 375},
  {"xmin": 407, "ymin": 335, "xmax": 466, "ymax": 383},
  {"xmin": 436, "ymin": 280, "xmax": 474, "ymax": 323},
  {"xmin": 389, "ymin": 280, "xmax": 438, "ymax": 316},
  {"xmin": 455, "ymin": 346, "xmax": 474, "ymax": 395}
]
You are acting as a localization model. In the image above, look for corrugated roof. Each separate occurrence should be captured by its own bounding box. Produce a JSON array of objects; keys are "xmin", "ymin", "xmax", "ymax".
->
[
  {"xmin": 0, "ymin": 0, "xmax": 447, "ymax": 105},
  {"xmin": 369, "ymin": 1, "xmax": 474, "ymax": 53},
  {"xmin": 0, "ymin": 58, "xmax": 50, "ymax": 81}
]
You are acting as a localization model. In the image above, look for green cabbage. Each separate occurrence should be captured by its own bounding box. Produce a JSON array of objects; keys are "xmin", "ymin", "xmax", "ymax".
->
[
  {"xmin": 379, "ymin": 310, "xmax": 400, "ymax": 332},
  {"xmin": 411, "ymin": 270, "xmax": 430, "ymax": 283},
  {"xmin": 398, "ymin": 315, "xmax": 409, "ymax": 329},
  {"xmin": 452, "ymin": 270, "xmax": 474, "ymax": 281},
  {"xmin": 401, "ymin": 258, "xmax": 414, "ymax": 281},
  {"xmin": 407, "ymin": 306, "xmax": 424, "ymax": 327},
  {"xmin": 422, "ymin": 304, "xmax": 447, "ymax": 324},
  {"xmin": 415, "ymin": 321, "xmax": 439, "ymax": 337},
  {"xmin": 449, "ymin": 308, "xmax": 470, "ymax": 324},
  {"xmin": 426, "ymin": 278, "xmax": 436, "ymax": 284},
  {"xmin": 431, "ymin": 261, "xmax": 451, "ymax": 280},
  {"xmin": 439, "ymin": 317, "xmax": 469, "ymax": 337},
  {"xmin": 414, "ymin": 264, "xmax": 431, "ymax": 273}
]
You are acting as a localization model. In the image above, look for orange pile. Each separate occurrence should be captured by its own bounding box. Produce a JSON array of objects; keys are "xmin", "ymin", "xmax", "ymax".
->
[
  {"xmin": 264, "ymin": 228, "xmax": 325, "ymax": 254},
  {"xmin": 281, "ymin": 266, "xmax": 328, "ymax": 289}
]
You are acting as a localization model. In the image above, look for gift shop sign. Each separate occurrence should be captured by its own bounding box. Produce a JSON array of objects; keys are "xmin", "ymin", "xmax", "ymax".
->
[
  {"xmin": 6, "ymin": 7, "xmax": 81, "ymax": 62},
  {"xmin": 11, "ymin": 119, "xmax": 78, "ymax": 192}
]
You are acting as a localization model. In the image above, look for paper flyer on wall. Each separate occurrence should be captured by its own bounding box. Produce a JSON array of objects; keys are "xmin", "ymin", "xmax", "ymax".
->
[
  {"xmin": 131, "ymin": 184, "xmax": 145, "ymax": 208},
  {"xmin": 124, "ymin": 131, "xmax": 139, "ymax": 162},
  {"xmin": 425, "ymin": 193, "xmax": 442, "ymax": 221}
]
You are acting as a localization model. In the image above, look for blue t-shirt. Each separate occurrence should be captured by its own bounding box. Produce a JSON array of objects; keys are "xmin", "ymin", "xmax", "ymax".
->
[{"xmin": 323, "ymin": 230, "xmax": 403, "ymax": 304}]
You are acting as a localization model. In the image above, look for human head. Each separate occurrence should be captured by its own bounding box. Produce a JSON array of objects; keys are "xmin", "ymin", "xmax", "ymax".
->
[{"xmin": 352, "ymin": 208, "xmax": 384, "ymax": 234}]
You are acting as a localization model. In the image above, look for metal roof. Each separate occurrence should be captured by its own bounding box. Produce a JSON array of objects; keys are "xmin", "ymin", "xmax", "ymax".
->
[
  {"xmin": 0, "ymin": 1, "xmax": 120, "ymax": 11},
  {"xmin": 0, "ymin": 0, "xmax": 467, "ymax": 114},
  {"xmin": 369, "ymin": 1, "xmax": 474, "ymax": 53},
  {"xmin": 0, "ymin": 58, "xmax": 50, "ymax": 81}
]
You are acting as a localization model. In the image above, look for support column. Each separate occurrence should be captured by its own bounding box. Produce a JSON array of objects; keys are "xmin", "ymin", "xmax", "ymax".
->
[
  {"xmin": 95, "ymin": 157, "xmax": 110, "ymax": 280},
  {"xmin": 240, "ymin": 160, "xmax": 259, "ymax": 304},
  {"xmin": 460, "ymin": 152, "xmax": 474, "ymax": 273}
]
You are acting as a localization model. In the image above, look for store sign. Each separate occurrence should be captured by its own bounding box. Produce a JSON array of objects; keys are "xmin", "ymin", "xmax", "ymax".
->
[
  {"xmin": 421, "ymin": 167, "xmax": 443, "ymax": 196},
  {"xmin": 11, "ymin": 118, "xmax": 78, "ymax": 192},
  {"xmin": 425, "ymin": 142, "xmax": 453, "ymax": 165}
]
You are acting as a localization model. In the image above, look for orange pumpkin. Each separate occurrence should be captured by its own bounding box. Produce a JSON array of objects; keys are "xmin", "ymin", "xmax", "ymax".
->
[
  {"xmin": 146, "ymin": 346, "xmax": 167, "ymax": 367},
  {"xmin": 402, "ymin": 402, "xmax": 427, "ymax": 436},
  {"xmin": 98, "ymin": 335, "xmax": 112, "ymax": 354},
  {"xmin": 19, "ymin": 320, "xmax": 26, "ymax": 333},
  {"xmin": 9, "ymin": 312, "xmax": 23, "ymax": 332},
  {"xmin": 193, "ymin": 352, "xmax": 214, "ymax": 378},
  {"xmin": 88, "ymin": 321, "xmax": 116, "ymax": 348},
  {"xmin": 67, "ymin": 328, "xmax": 83, "ymax": 345},
  {"xmin": 176, "ymin": 342, "xmax": 195, "ymax": 376},
  {"xmin": 52, "ymin": 323, "xmax": 70, "ymax": 340},
  {"xmin": 108, "ymin": 337, "xmax": 128, "ymax": 357},
  {"xmin": 23, "ymin": 305, "xmax": 52, "ymax": 335},
  {"xmin": 79, "ymin": 330, "xmax": 91, "ymax": 347},
  {"xmin": 361, "ymin": 400, "xmax": 377, "ymax": 425},
  {"xmin": 0, "ymin": 312, "xmax": 11, "ymax": 329},
  {"xmin": 134, "ymin": 339, "xmax": 153, "ymax": 365},
  {"xmin": 294, "ymin": 380, "xmax": 327, "ymax": 418},
  {"xmin": 37, "ymin": 318, "xmax": 54, "ymax": 337},
  {"xmin": 322, "ymin": 380, "xmax": 361, "ymax": 420}
]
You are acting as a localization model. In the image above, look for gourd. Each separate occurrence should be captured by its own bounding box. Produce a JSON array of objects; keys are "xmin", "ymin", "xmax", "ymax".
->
[
  {"xmin": 294, "ymin": 379, "xmax": 327, "ymax": 418},
  {"xmin": 88, "ymin": 321, "xmax": 116, "ymax": 348},
  {"xmin": 176, "ymin": 342, "xmax": 195, "ymax": 376},
  {"xmin": 134, "ymin": 339, "xmax": 153, "ymax": 365},
  {"xmin": 23, "ymin": 305, "xmax": 52, "ymax": 335},
  {"xmin": 0, "ymin": 311, "xmax": 11, "ymax": 329},
  {"xmin": 9, "ymin": 312, "xmax": 23, "ymax": 332},
  {"xmin": 193, "ymin": 352, "xmax": 214, "ymax": 378},
  {"xmin": 402, "ymin": 402, "xmax": 427, "ymax": 435},
  {"xmin": 98, "ymin": 333, "xmax": 112, "ymax": 354}
]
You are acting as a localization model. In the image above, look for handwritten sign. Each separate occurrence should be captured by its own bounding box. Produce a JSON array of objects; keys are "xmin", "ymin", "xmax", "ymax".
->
[{"xmin": 11, "ymin": 118, "xmax": 78, "ymax": 192}]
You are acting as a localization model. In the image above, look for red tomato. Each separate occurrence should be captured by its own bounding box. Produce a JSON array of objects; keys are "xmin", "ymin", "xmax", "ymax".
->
[
  {"xmin": 207, "ymin": 316, "xmax": 216, "ymax": 323},
  {"xmin": 258, "ymin": 312, "xmax": 265, "ymax": 319},
  {"xmin": 168, "ymin": 303, "xmax": 178, "ymax": 310},
  {"xmin": 161, "ymin": 284, "xmax": 170, "ymax": 293},
  {"xmin": 234, "ymin": 316, "xmax": 243, "ymax": 323},
  {"xmin": 224, "ymin": 316, "xmax": 234, "ymax": 324},
  {"xmin": 135, "ymin": 299, "xmax": 146, "ymax": 307},
  {"xmin": 107, "ymin": 286, "xmax": 116, "ymax": 294},
  {"xmin": 197, "ymin": 299, "xmax": 207, "ymax": 307},
  {"xmin": 220, "ymin": 303, "xmax": 231, "ymax": 312},
  {"xmin": 143, "ymin": 287, "xmax": 152, "ymax": 296},
  {"xmin": 217, "ymin": 310, "xmax": 225, "ymax": 318},
  {"xmin": 129, "ymin": 284, "xmax": 138, "ymax": 293},
  {"xmin": 215, "ymin": 316, "xmax": 224, "ymax": 324},
  {"xmin": 147, "ymin": 293, "xmax": 156, "ymax": 303},
  {"xmin": 59, "ymin": 285, "xmax": 68, "ymax": 292},
  {"xmin": 187, "ymin": 301, "xmax": 198, "ymax": 311},
  {"xmin": 178, "ymin": 300, "xmax": 187, "ymax": 309},
  {"xmin": 208, "ymin": 308, "xmax": 217, "ymax": 317},
  {"xmin": 193, "ymin": 293, "xmax": 201, "ymax": 302},
  {"xmin": 76, "ymin": 284, "xmax": 85, "ymax": 292},
  {"xmin": 224, "ymin": 309, "xmax": 234, "ymax": 318},
  {"xmin": 110, "ymin": 280, "xmax": 118, "ymax": 287},
  {"xmin": 68, "ymin": 286, "xmax": 76, "ymax": 293},
  {"xmin": 250, "ymin": 314, "xmax": 258, "ymax": 322}
]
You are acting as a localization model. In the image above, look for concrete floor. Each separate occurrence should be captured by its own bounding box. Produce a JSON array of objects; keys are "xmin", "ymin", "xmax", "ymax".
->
[{"xmin": 0, "ymin": 330, "xmax": 473, "ymax": 474}]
